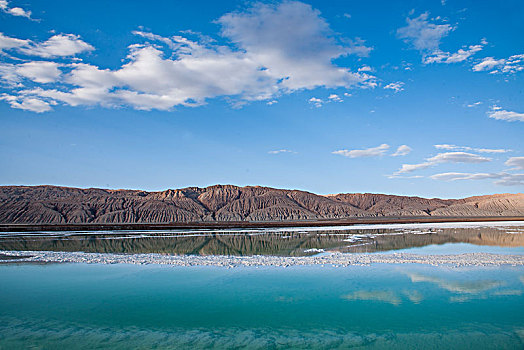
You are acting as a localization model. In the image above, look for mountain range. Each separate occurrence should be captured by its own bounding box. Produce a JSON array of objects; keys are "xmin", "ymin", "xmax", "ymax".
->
[{"xmin": 0, "ymin": 185, "xmax": 523, "ymax": 224}]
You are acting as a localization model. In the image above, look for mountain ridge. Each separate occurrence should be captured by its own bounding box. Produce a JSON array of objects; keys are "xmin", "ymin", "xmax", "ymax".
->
[{"xmin": 0, "ymin": 185, "xmax": 523, "ymax": 224}]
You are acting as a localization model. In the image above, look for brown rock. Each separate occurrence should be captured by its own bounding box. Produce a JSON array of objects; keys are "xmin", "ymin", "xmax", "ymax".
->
[{"xmin": 0, "ymin": 185, "xmax": 522, "ymax": 224}]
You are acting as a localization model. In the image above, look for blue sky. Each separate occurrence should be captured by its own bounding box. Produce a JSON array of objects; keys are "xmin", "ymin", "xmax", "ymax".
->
[{"xmin": 0, "ymin": 0, "xmax": 523, "ymax": 198}]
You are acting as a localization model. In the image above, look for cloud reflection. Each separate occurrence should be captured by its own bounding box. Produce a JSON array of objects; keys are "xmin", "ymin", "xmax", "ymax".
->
[
  {"xmin": 342, "ymin": 291, "xmax": 402, "ymax": 305},
  {"xmin": 407, "ymin": 273, "xmax": 502, "ymax": 294}
]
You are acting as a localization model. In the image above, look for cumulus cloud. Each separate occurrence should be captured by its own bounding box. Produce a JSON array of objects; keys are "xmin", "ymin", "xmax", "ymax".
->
[
  {"xmin": 0, "ymin": 93, "xmax": 51, "ymax": 112},
  {"xmin": 18, "ymin": 34, "xmax": 94, "ymax": 58},
  {"xmin": 308, "ymin": 97, "xmax": 323, "ymax": 107},
  {"xmin": 424, "ymin": 44, "xmax": 484, "ymax": 64},
  {"xmin": 487, "ymin": 106, "xmax": 524, "ymax": 122},
  {"xmin": 473, "ymin": 54, "xmax": 524, "ymax": 74},
  {"xmin": 383, "ymin": 81, "xmax": 404, "ymax": 93},
  {"xmin": 345, "ymin": 37, "xmax": 373, "ymax": 57},
  {"xmin": 0, "ymin": 1, "xmax": 377, "ymax": 112},
  {"xmin": 397, "ymin": 13, "xmax": 453, "ymax": 54},
  {"xmin": 333, "ymin": 144, "xmax": 389, "ymax": 158},
  {"xmin": 397, "ymin": 13, "xmax": 484, "ymax": 64},
  {"xmin": 15, "ymin": 61, "xmax": 62, "ymax": 83},
  {"xmin": 472, "ymin": 57, "xmax": 505, "ymax": 71},
  {"xmin": 395, "ymin": 151, "xmax": 491, "ymax": 174},
  {"xmin": 308, "ymin": 93, "xmax": 342, "ymax": 107},
  {"xmin": 0, "ymin": 0, "xmax": 32, "ymax": 19},
  {"xmin": 0, "ymin": 32, "xmax": 93, "ymax": 58},
  {"xmin": 0, "ymin": 32, "xmax": 28, "ymax": 53},
  {"xmin": 328, "ymin": 93, "xmax": 342, "ymax": 102},
  {"xmin": 217, "ymin": 1, "xmax": 374, "ymax": 91},
  {"xmin": 505, "ymin": 157, "xmax": 524, "ymax": 170},
  {"xmin": 430, "ymin": 172, "xmax": 524, "ymax": 186},
  {"xmin": 357, "ymin": 65, "xmax": 372, "ymax": 72},
  {"xmin": 391, "ymin": 145, "xmax": 412, "ymax": 156},
  {"xmin": 434, "ymin": 144, "xmax": 510, "ymax": 154}
]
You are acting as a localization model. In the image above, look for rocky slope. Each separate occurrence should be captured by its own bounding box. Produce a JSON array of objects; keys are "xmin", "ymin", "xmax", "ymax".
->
[{"xmin": 0, "ymin": 185, "xmax": 522, "ymax": 224}]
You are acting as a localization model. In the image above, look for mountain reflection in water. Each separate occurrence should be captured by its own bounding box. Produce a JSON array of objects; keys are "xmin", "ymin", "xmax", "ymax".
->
[{"xmin": 0, "ymin": 226, "xmax": 523, "ymax": 256}]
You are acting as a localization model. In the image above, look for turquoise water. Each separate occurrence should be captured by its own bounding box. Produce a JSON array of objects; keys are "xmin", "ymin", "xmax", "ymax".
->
[{"xmin": 1, "ymin": 263, "xmax": 523, "ymax": 349}]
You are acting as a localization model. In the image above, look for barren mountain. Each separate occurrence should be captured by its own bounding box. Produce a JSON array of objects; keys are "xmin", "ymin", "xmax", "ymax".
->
[{"xmin": 0, "ymin": 185, "xmax": 522, "ymax": 224}]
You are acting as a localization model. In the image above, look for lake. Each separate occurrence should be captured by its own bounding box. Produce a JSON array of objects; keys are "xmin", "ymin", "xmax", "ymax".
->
[{"xmin": 0, "ymin": 221, "xmax": 523, "ymax": 349}]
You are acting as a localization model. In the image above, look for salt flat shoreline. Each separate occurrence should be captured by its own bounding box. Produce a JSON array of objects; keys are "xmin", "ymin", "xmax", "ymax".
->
[
  {"xmin": 1, "ymin": 250, "xmax": 523, "ymax": 267},
  {"xmin": 2, "ymin": 216, "xmax": 523, "ymax": 232},
  {"xmin": 2, "ymin": 220, "xmax": 523, "ymax": 237}
]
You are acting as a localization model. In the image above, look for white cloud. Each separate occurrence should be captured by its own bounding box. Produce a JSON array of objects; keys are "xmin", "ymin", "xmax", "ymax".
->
[
  {"xmin": 0, "ymin": 32, "xmax": 28, "ymax": 53},
  {"xmin": 430, "ymin": 172, "xmax": 500, "ymax": 181},
  {"xmin": 308, "ymin": 93, "xmax": 342, "ymax": 106},
  {"xmin": 473, "ymin": 54, "xmax": 524, "ymax": 74},
  {"xmin": 391, "ymin": 145, "xmax": 412, "ymax": 156},
  {"xmin": 17, "ymin": 34, "xmax": 94, "ymax": 58},
  {"xmin": 0, "ymin": 93, "xmax": 51, "ymax": 112},
  {"xmin": 397, "ymin": 13, "xmax": 484, "ymax": 65},
  {"xmin": 7, "ymin": 6, "xmax": 31, "ymax": 18},
  {"xmin": 487, "ymin": 106, "xmax": 524, "ymax": 122},
  {"xmin": 357, "ymin": 65, "xmax": 372, "ymax": 72},
  {"xmin": 472, "ymin": 57, "xmax": 505, "ymax": 71},
  {"xmin": 395, "ymin": 151, "xmax": 491, "ymax": 174},
  {"xmin": 268, "ymin": 149, "xmax": 296, "ymax": 154},
  {"xmin": 345, "ymin": 37, "xmax": 373, "ymax": 57},
  {"xmin": 434, "ymin": 144, "xmax": 510, "ymax": 154},
  {"xmin": 217, "ymin": 1, "xmax": 374, "ymax": 90},
  {"xmin": 0, "ymin": 32, "xmax": 93, "ymax": 58},
  {"xmin": 343, "ymin": 13, "xmax": 351, "ymax": 19},
  {"xmin": 424, "ymin": 44, "xmax": 483, "ymax": 64},
  {"xmin": 427, "ymin": 152, "xmax": 491, "ymax": 163},
  {"xmin": 397, "ymin": 13, "xmax": 452, "ymax": 56},
  {"xmin": 0, "ymin": 63, "xmax": 21, "ymax": 85},
  {"xmin": 505, "ymin": 157, "xmax": 524, "ymax": 170},
  {"xmin": 1, "ymin": 1, "xmax": 377, "ymax": 113},
  {"xmin": 383, "ymin": 81, "xmax": 404, "ymax": 93},
  {"xmin": 387, "ymin": 174, "xmax": 424, "ymax": 179},
  {"xmin": 308, "ymin": 97, "xmax": 323, "ymax": 107},
  {"xmin": 396, "ymin": 162, "xmax": 433, "ymax": 174},
  {"xmin": 15, "ymin": 62, "xmax": 62, "ymax": 83},
  {"xmin": 496, "ymin": 174, "xmax": 524, "ymax": 186},
  {"xmin": 466, "ymin": 101, "xmax": 482, "ymax": 108},
  {"xmin": 328, "ymin": 94, "xmax": 342, "ymax": 102},
  {"xmin": 0, "ymin": 61, "xmax": 63, "ymax": 86},
  {"xmin": 430, "ymin": 172, "xmax": 524, "ymax": 186},
  {"xmin": 333, "ymin": 144, "xmax": 389, "ymax": 158},
  {"xmin": 0, "ymin": 0, "xmax": 32, "ymax": 19}
]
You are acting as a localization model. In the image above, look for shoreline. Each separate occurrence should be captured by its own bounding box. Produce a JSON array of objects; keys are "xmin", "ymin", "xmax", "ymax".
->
[
  {"xmin": 1, "ymin": 250, "xmax": 523, "ymax": 267},
  {"xmin": 1, "ymin": 216, "xmax": 524, "ymax": 232}
]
